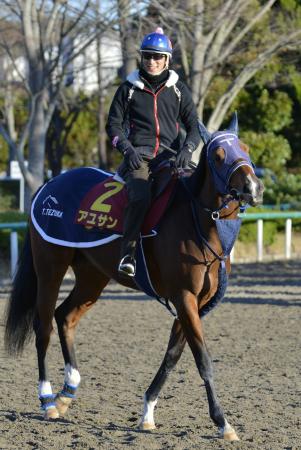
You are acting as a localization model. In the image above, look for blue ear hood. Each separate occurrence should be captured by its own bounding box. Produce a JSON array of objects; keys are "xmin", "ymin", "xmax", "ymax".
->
[
  {"xmin": 198, "ymin": 120, "xmax": 212, "ymax": 144},
  {"xmin": 228, "ymin": 111, "xmax": 239, "ymax": 134}
]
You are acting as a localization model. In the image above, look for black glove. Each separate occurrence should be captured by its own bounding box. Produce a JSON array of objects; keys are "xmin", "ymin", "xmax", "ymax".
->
[
  {"xmin": 124, "ymin": 146, "xmax": 143, "ymax": 171},
  {"xmin": 176, "ymin": 145, "xmax": 194, "ymax": 168}
]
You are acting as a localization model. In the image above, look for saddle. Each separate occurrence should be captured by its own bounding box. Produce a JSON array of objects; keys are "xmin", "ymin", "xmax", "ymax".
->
[{"xmin": 75, "ymin": 161, "xmax": 177, "ymax": 235}]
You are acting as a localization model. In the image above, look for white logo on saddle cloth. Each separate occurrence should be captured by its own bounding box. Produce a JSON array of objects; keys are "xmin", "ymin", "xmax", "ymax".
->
[{"xmin": 42, "ymin": 195, "xmax": 63, "ymax": 218}]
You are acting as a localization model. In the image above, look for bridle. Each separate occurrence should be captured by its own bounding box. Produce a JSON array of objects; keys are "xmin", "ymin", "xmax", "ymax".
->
[{"xmin": 206, "ymin": 132, "xmax": 254, "ymax": 197}]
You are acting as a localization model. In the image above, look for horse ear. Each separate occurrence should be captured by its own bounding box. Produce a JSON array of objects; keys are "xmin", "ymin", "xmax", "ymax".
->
[
  {"xmin": 198, "ymin": 120, "xmax": 212, "ymax": 144},
  {"xmin": 228, "ymin": 111, "xmax": 239, "ymax": 134}
]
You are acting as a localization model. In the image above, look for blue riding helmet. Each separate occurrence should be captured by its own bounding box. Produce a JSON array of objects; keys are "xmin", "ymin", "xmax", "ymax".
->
[{"xmin": 140, "ymin": 28, "xmax": 172, "ymax": 56}]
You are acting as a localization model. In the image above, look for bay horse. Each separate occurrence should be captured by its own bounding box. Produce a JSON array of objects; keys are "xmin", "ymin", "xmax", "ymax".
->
[{"xmin": 4, "ymin": 115, "xmax": 263, "ymax": 441}]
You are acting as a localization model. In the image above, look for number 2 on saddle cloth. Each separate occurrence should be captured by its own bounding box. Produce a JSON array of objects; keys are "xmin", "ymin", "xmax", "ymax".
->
[{"xmin": 74, "ymin": 167, "xmax": 177, "ymax": 237}]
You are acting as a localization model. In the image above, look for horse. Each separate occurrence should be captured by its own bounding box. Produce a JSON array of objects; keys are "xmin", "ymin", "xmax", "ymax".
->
[{"xmin": 4, "ymin": 114, "xmax": 263, "ymax": 442}]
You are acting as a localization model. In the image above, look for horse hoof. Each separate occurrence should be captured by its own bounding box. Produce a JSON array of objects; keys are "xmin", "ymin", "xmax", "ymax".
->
[
  {"xmin": 220, "ymin": 422, "xmax": 239, "ymax": 441},
  {"xmin": 44, "ymin": 406, "xmax": 60, "ymax": 420},
  {"xmin": 55, "ymin": 396, "xmax": 72, "ymax": 415},
  {"xmin": 139, "ymin": 421, "xmax": 156, "ymax": 430},
  {"xmin": 223, "ymin": 430, "xmax": 239, "ymax": 441}
]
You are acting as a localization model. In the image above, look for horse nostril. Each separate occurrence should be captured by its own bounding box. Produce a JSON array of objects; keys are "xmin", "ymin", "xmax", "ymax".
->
[{"xmin": 230, "ymin": 188, "xmax": 239, "ymax": 200}]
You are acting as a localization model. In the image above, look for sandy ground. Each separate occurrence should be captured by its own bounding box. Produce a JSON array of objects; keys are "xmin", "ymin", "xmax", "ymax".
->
[{"xmin": 0, "ymin": 260, "xmax": 300, "ymax": 450}]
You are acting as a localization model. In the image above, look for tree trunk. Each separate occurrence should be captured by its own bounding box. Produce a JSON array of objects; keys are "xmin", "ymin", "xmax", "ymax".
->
[
  {"xmin": 98, "ymin": 92, "xmax": 107, "ymax": 169},
  {"xmin": 123, "ymin": 33, "xmax": 137, "ymax": 77},
  {"xmin": 97, "ymin": 26, "xmax": 108, "ymax": 169},
  {"xmin": 118, "ymin": 0, "xmax": 137, "ymax": 80},
  {"xmin": 5, "ymin": 85, "xmax": 17, "ymax": 176},
  {"xmin": 25, "ymin": 96, "xmax": 47, "ymax": 211}
]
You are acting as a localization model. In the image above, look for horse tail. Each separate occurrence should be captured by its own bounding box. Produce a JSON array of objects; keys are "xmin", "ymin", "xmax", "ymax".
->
[{"xmin": 4, "ymin": 230, "xmax": 37, "ymax": 355}]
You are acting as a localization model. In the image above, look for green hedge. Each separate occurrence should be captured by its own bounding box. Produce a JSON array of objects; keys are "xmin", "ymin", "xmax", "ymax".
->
[
  {"xmin": 0, "ymin": 211, "xmax": 28, "ymax": 258},
  {"xmin": 239, "ymin": 220, "xmax": 278, "ymax": 245},
  {"xmin": 239, "ymin": 207, "xmax": 301, "ymax": 245}
]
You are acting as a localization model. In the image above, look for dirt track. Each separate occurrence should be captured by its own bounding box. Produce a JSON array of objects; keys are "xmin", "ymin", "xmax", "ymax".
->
[{"xmin": 0, "ymin": 260, "xmax": 300, "ymax": 450}]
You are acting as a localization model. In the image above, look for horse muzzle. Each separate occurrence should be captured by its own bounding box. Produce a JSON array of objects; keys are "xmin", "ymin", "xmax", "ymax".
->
[{"xmin": 230, "ymin": 175, "xmax": 264, "ymax": 207}]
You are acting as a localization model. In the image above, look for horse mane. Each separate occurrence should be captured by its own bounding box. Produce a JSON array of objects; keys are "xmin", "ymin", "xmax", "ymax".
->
[{"xmin": 186, "ymin": 146, "xmax": 207, "ymax": 196}]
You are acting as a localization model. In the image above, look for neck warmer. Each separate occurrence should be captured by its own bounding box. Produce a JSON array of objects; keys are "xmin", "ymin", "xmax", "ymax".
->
[{"xmin": 139, "ymin": 68, "xmax": 169, "ymax": 90}]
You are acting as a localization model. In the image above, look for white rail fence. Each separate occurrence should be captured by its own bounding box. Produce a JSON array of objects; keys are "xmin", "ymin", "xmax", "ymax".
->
[
  {"xmin": 231, "ymin": 212, "xmax": 301, "ymax": 263},
  {"xmin": 1, "ymin": 212, "xmax": 301, "ymax": 278}
]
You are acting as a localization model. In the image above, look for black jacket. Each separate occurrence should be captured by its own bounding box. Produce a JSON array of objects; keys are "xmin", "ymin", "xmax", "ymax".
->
[{"xmin": 106, "ymin": 70, "xmax": 201, "ymax": 158}]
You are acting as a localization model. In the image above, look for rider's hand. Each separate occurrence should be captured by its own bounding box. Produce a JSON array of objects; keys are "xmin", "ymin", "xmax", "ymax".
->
[
  {"xmin": 124, "ymin": 146, "xmax": 143, "ymax": 170},
  {"xmin": 176, "ymin": 145, "xmax": 194, "ymax": 169}
]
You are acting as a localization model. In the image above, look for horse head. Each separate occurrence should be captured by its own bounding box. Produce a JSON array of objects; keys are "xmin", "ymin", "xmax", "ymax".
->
[{"xmin": 198, "ymin": 113, "xmax": 264, "ymax": 207}]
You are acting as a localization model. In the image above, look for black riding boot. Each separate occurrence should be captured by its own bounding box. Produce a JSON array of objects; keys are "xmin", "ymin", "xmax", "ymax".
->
[
  {"xmin": 118, "ymin": 198, "xmax": 150, "ymax": 276},
  {"xmin": 118, "ymin": 161, "xmax": 152, "ymax": 277}
]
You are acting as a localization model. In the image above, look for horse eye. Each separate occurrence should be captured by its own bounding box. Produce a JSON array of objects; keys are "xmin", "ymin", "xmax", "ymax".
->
[{"xmin": 215, "ymin": 148, "xmax": 225, "ymax": 162}]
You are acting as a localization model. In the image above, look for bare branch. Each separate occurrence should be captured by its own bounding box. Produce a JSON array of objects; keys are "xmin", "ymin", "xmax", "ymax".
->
[
  {"xmin": 214, "ymin": 0, "xmax": 277, "ymax": 66},
  {"xmin": 0, "ymin": 120, "xmax": 35, "ymax": 186},
  {"xmin": 0, "ymin": 38, "xmax": 30, "ymax": 93},
  {"xmin": 60, "ymin": 1, "xmax": 92, "ymax": 39},
  {"xmin": 44, "ymin": 2, "xmax": 62, "ymax": 43},
  {"xmin": 2, "ymin": 0, "xmax": 22, "ymax": 19},
  {"xmin": 22, "ymin": 0, "xmax": 39, "ymax": 63}
]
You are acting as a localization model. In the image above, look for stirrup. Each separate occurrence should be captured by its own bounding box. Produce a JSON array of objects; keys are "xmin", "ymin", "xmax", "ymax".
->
[{"xmin": 118, "ymin": 255, "xmax": 136, "ymax": 277}]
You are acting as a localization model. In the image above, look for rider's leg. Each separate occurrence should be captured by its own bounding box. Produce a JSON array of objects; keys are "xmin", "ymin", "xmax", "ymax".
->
[{"xmin": 119, "ymin": 161, "xmax": 152, "ymax": 276}]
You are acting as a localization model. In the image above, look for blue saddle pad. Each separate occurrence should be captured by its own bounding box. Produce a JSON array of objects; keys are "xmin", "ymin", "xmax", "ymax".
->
[{"xmin": 31, "ymin": 167, "xmax": 120, "ymax": 247}]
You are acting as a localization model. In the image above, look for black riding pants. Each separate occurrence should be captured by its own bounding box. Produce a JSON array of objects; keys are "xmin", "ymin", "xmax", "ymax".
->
[{"xmin": 121, "ymin": 160, "xmax": 152, "ymax": 258}]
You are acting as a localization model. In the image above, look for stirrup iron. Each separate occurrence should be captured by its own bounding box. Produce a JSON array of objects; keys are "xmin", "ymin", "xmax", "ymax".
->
[{"xmin": 118, "ymin": 255, "xmax": 136, "ymax": 277}]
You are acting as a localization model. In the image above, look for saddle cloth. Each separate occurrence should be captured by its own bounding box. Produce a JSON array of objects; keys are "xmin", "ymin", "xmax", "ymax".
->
[{"xmin": 31, "ymin": 167, "xmax": 176, "ymax": 248}]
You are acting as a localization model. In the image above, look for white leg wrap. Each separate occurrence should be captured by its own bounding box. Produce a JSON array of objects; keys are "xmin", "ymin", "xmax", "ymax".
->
[
  {"xmin": 140, "ymin": 394, "xmax": 158, "ymax": 427},
  {"xmin": 64, "ymin": 364, "xmax": 80, "ymax": 387},
  {"xmin": 39, "ymin": 381, "xmax": 53, "ymax": 397},
  {"xmin": 54, "ymin": 365, "xmax": 81, "ymax": 416},
  {"xmin": 39, "ymin": 381, "xmax": 58, "ymax": 416}
]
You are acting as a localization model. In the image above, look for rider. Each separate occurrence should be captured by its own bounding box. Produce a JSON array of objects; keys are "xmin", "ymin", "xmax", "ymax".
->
[{"xmin": 106, "ymin": 27, "xmax": 201, "ymax": 277}]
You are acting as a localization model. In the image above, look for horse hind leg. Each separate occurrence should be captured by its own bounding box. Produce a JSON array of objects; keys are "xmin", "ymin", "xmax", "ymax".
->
[
  {"xmin": 139, "ymin": 318, "xmax": 186, "ymax": 430},
  {"xmin": 54, "ymin": 257, "xmax": 109, "ymax": 416},
  {"xmin": 30, "ymin": 228, "xmax": 75, "ymax": 420},
  {"xmin": 35, "ymin": 265, "xmax": 70, "ymax": 420}
]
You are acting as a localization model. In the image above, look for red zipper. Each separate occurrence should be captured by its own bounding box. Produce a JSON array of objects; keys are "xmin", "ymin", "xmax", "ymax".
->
[{"xmin": 144, "ymin": 86, "xmax": 165, "ymax": 156}]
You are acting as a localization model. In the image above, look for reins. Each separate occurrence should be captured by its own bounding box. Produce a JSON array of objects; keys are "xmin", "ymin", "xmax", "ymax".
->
[
  {"xmin": 181, "ymin": 178, "xmax": 229, "ymax": 262},
  {"xmin": 151, "ymin": 175, "xmax": 234, "ymax": 319}
]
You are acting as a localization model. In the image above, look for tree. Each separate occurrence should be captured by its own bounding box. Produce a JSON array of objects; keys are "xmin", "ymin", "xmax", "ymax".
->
[
  {"xmin": 146, "ymin": 0, "xmax": 301, "ymax": 131},
  {"xmin": 0, "ymin": 0, "xmax": 119, "ymax": 210},
  {"xmin": 46, "ymin": 94, "xmax": 90, "ymax": 177}
]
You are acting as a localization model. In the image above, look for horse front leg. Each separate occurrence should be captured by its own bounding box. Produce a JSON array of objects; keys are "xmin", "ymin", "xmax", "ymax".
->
[
  {"xmin": 139, "ymin": 318, "xmax": 186, "ymax": 430},
  {"xmin": 176, "ymin": 292, "xmax": 239, "ymax": 441}
]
